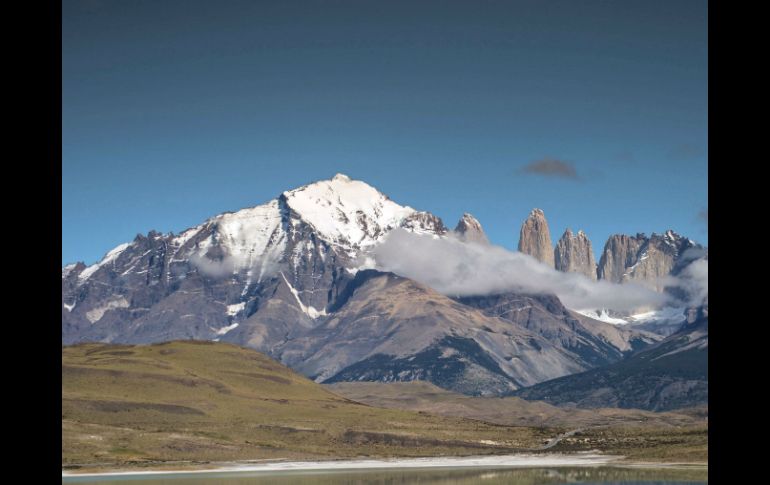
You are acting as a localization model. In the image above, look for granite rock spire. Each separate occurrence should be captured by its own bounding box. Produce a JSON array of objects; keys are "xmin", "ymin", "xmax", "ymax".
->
[
  {"xmin": 454, "ymin": 213, "xmax": 489, "ymax": 244},
  {"xmin": 554, "ymin": 228, "xmax": 597, "ymax": 280},
  {"xmin": 518, "ymin": 208, "xmax": 554, "ymax": 267}
]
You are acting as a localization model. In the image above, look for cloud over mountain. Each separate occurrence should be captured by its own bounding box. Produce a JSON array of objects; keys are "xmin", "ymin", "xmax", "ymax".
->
[{"xmin": 371, "ymin": 229, "xmax": 670, "ymax": 311}]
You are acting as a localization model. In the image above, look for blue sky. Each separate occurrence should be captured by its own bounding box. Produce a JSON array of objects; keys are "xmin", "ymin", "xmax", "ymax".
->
[{"xmin": 63, "ymin": 0, "xmax": 707, "ymax": 265}]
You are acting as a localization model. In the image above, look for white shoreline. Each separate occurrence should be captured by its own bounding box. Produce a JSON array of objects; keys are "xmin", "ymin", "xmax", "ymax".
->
[{"xmin": 62, "ymin": 453, "xmax": 620, "ymax": 478}]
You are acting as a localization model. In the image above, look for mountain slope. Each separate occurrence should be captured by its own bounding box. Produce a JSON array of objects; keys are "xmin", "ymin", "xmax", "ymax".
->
[
  {"xmin": 280, "ymin": 270, "xmax": 593, "ymax": 395},
  {"xmin": 287, "ymin": 270, "xmax": 657, "ymax": 395},
  {"xmin": 512, "ymin": 317, "xmax": 708, "ymax": 411},
  {"xmin": 63, "ymin": 341, "xmax": 551, "ymax": 467},
  {"xmin": 456, "ymin": 293, "xmax": 657, "ymax": 367}
]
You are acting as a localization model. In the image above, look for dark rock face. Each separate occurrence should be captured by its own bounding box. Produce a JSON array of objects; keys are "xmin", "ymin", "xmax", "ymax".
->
[
  {"xmin": 454, "ymin": 213, "xmax": 489, "ymax": 244},
  {"xmin": 554, "ymin": 229, "xmax": 597, "ymax": 280},
  {"xmin": 518, "ymin": 209, "xmax": 554, "ymax": 267},
  {"xmin": 513, "ymin": 317, "xmax": 708, "ymax": 411}
]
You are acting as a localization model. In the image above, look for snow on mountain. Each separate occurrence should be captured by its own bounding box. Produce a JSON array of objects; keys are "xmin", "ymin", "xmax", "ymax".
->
[
  {"xmin": 68, "ymin": 174, "xmax": 430, "ymax": 284},
  {"xmin": 215, "ymin": 322, "xmax": 239, "ymax": 335},
  {"xmin": 171, "ymin": 224, "xmax": 205, "ymax": 247},
  {"xmin": 574, "ymin": 306, "xmax": 687, "ymax": 332},
  {"xmin": 199, "ymin": 198, "xmax": 288, "ymax": 282},
  {"xmin": 280, "ymin": 271, "xmax": 328, "ymax": 319},
  {"xmin": 627, "ymin": 306, "xmax": 687, "ymax": 324},
  {"xmin": 226, "ymin": 302, "xmax": 246, "ymax": 316},
  {"xmin": 574, "ymin": 309, "xmax": 629, "ymax": 325},
  {"xmin": 77, "ymin": 242, "xmax": 131, "ymax": 283},
  {"xmin": 61, "ymin": 263, "xmax": 78, "ymax": 279},
  {"xmin": 282, "ymin": 173, "xmax": 416, "ymax": 251}
]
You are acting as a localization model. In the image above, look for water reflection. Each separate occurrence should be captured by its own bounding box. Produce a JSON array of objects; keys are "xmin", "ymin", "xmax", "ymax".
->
[{"xmin": 63, "ymin": 466, "xmax": 707, "ymax": 484}]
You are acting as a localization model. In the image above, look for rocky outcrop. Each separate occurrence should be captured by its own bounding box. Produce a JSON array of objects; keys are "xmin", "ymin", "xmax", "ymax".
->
[
  {"xmin": 554, "ymin": 229, "xmax": 597, "ymax": 280},
  {"xmin": 454, "ymin": 213, "xmax": 489, "ymax": 244},
  {"xmin": 400, "ymin": 211, "xmax": 448, "ymax": 235},
  {"xmin": 518, "ymin": 209, "xmax": 554, "ymax": 267},
  {"xmin": 597, "ymin": 230, "xmax": 700, "ymax": 291},
  {"xmin": 597, "ymin": 234, "xmax": 647, "ymax": 283}
]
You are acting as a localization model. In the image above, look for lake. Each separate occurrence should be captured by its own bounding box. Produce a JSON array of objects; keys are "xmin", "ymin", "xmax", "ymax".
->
[{"xmin": 62, "ymin": 466, "xmax": 707, "ymax": 484}]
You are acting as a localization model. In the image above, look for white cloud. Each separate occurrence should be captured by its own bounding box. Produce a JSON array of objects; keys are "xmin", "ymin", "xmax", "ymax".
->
[
  {"xmin": 665, "ymin": 257, "xmax": 708, "ymax": 307},
  {"xmin": 189, "ymin": 253, "xmax": 239, "ymax": 278},
  {"xmin": 370, "ymin": 229, "xmax": 675, "ymax": 312},
  {"xmin": 190, "ymin": 251, "xmax": 282, "ymax": 281}
]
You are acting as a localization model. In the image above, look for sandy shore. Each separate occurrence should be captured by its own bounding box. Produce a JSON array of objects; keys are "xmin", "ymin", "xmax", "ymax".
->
[{"xmin": 62, "ymin": 452, "xmax": 625, "ymax": 478}]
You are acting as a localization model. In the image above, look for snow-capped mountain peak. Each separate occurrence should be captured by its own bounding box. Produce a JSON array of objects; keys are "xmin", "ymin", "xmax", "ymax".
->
[
  {"xmin": 281, "ymin": 174, "xmax": 416, "ymax": 249},
  {"xmin": 67, "ymin": 174, "xmax": 446, "ymax": 287}
]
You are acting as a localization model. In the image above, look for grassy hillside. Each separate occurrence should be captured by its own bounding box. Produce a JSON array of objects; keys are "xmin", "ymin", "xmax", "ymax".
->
[
  {"xmin": 62, "ymin": 341, "xmax": 552, "ymax": 470},
  {"xmin": 326, "ymin": 381, "xmax": 704, "ymax": 429},
  {"xmin": 326, "ymin": 381, "xmax": 707, "ymax": 464}
]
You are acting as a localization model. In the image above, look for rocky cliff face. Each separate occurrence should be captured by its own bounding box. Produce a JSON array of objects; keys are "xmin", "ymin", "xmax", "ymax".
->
[
  {"xmin": 596, "ymin": 234, "xmax": 647, "ymax": 283},
  {"xmin": 518, "ymin": 209, "xmax": 554, "ymax": 267},
  {"xmin": 554, "ymin": 229, "xmax": 597, "ymax": 280},
  {"xmin": 597, "ymin": 230, "xmax": 700, "ymax": 290},
  {"xmin": 454, "ymin": 213, "xmax": 489, "ymax": 244}
]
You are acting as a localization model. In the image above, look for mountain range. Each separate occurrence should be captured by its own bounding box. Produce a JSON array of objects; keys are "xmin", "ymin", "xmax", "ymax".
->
[{"xmin": 62, "ymin": 174, "xmax": 707, "ymax": 407}]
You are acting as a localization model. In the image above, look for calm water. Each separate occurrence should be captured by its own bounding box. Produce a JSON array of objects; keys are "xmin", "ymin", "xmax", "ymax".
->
[{"xmin": 62, "ymin": 466, "xmax": 707, "ymax": 484}]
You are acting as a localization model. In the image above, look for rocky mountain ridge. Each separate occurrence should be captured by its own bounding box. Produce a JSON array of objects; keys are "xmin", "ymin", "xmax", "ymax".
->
[{"xmin": 516, "ymin": 209, "xmax": 704, "ymax": 331}]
